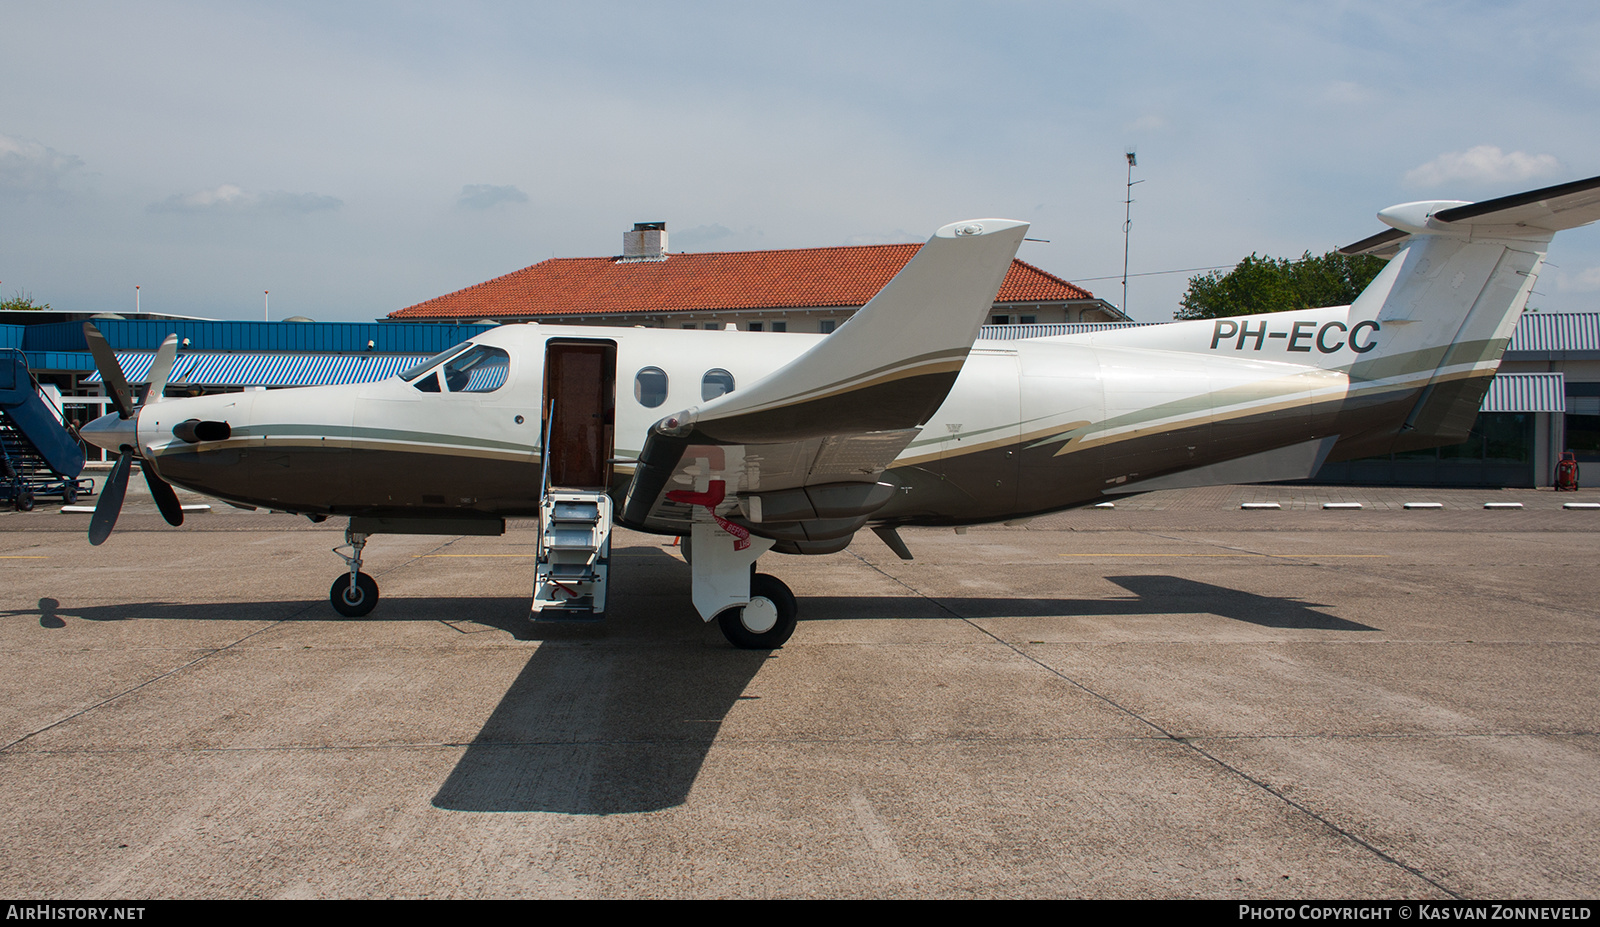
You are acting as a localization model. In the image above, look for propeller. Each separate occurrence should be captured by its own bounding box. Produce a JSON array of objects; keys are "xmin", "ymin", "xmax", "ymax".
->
[{"xmin": 81, "ymin": 324, "xmax": 184, "ymax": 544}]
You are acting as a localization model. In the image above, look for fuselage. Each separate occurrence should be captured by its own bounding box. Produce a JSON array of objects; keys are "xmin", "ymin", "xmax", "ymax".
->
[{"xmin": 109, "ymin": 306, "xmax": 1469, "ymax": 533}]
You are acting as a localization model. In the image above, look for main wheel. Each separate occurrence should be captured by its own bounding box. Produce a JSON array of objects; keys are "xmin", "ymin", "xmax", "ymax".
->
[
  {"xmin": 329, "ymin": 571, "xmax": 380, "ymax": 617},
  {"xmin": 717, "ymin": 573, "xmax": 797, "ymax": 649}
]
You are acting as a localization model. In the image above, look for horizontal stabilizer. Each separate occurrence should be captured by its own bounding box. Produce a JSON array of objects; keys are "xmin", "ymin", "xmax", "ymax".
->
[{"xmin": 1341, "ymin": 174, "xmax": 1600, "ymax": 256}]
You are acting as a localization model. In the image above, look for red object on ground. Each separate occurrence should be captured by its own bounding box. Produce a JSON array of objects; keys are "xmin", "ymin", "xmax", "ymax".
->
[{"xmin": 1556, "ymin": 452, "xmax": 1580, "ymax": 491}]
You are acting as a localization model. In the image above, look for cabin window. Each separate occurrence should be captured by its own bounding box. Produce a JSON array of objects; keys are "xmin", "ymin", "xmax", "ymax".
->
[
  {"xmin": 440, "ymin": 345, "xmax": 510, "ymax": 392},
  {"xmin": 634, "ymin": 366, "xmax": 669, "ymax": 408},
  {"xmin": 702, "ymin": 368, "xmax": 735, "ymax": 401}
]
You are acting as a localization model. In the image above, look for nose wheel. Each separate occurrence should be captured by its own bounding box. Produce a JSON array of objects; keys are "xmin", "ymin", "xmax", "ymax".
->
[
  {"xmin": 330, "ymin": 571, "xmax": 379, "ymax": 617},
  {"xmin": 330, "ymin": 528, "xmax": 380, "ymax": 617},
  {"xmin": 717, "ymin": 573, "xmax": 797, "ymax": 649}
]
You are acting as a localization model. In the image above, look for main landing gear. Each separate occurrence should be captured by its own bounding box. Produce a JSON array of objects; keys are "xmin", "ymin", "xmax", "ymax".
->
[
  {"xmin": 685, "ymin": 521, "xmax": 798, "ymax": 649},
  {"xmin": 330, "ymin": 528, "xmax": 379, "ymax": 617},
  {"xmin": 717, "ymin": 572, "xmax": 798, "ymax": 649}
]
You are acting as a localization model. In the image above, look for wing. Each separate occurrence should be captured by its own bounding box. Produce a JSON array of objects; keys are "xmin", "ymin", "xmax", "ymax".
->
[{"xmin": 619, "ymin": 218, "xmax": 1028, "ymax": 548}]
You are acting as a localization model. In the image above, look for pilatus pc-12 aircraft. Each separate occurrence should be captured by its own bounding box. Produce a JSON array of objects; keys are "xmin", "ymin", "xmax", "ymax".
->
[{"xmin": 78, "ymin": 174, "xmax": 1600, "ymax": 648}]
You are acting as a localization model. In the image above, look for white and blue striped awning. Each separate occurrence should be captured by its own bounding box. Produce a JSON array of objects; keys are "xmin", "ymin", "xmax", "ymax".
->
[
  {"xmin": 1480, "ymin": 372, "xmax": 1565, "ymax": 413},
  {"xmin": 87, "ymin": 352, "xmax": 432, "ymax": 388}
]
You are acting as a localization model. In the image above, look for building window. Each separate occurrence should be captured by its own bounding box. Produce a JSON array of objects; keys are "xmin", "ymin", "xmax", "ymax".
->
[
  {"xmin": 748, "ymin": 322, "xmax": 763, "ymax": 332},
  {"xmin": 772, "ymin": 322, "xmax": 787, "ymax": 333},
  {"xmin": 634, "ymin": 367, "xmax": 669, "ymax": 408},
  {"xmin": 1019, "ymin": 315, "xmax": 1037, "ymax": 325},
  {"xmin": 991, "ymin": 315, "xmax": 1010, "ymax": 325},
  {"xmin": 820, "ymin": 320, "xmax": 836, "ymax": 334},
  {"xmin": 681, "ymin": 323, "xmax": 695, "ymax": 329},
  {"xmin": 702, "ymin": 368, "xmax": 735, "ymax": 400}
]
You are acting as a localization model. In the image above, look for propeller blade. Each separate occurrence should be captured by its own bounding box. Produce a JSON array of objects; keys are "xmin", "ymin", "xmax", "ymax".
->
[
  {"xmin": 83, "ymin": 323, "xmax": 135, "ymax": 419},
  {"xmin": 144, "ymin": 334, "xmax": 179, "ymax": 404},
  {"xmin": 88, "ymin": 452, "xmax": 132, "ymax": 546},
  {"xmin": 144, "ymin": 465, "xmax": 184, "ymax": 527}
]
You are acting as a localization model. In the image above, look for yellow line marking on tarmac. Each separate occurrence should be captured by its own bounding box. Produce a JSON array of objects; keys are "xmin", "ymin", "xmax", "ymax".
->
[
  {"xmin": 416, "ymin": 554, "xmax": 535, "ymax": 558},
  {"xmin": 1060, "ymin": 553, "xmax": 1387, "ymax": 558}
]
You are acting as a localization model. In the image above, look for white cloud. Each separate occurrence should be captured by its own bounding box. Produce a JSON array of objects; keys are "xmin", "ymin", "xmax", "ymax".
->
[
  {"xmin": 456, "ymin": 184, "xmax": 528, "ymax": 210},
  {"xmin": 0, "ymin": 133, "xmax": 84, "ymax": 197},
  {"xmin": 1556, "ymin": 266, "xmax": 1600, "ymax": 294},
  {"xmin": 1320, "ymin": 81, "xmax": 1374, "ymax": 106},
  {"xmin": 149, "ymin": 183, "xmax": 341, "ymax": 214},
  {"xmin": 1404, "ymin": 146, "xmax": 1563, "ymax": 188}
]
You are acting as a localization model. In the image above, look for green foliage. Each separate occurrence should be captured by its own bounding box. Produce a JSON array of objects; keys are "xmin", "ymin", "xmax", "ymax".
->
[
  {"xmin": 0, "ymin": 291, "xmax": 50, "ymax": 311},
  {"xmin": 1175, "ymin": 250, "xmax": 1386, "ymax": 320}
]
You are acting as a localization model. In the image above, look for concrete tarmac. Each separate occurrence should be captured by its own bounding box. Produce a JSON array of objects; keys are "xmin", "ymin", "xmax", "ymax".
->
[{"xmin": 2, "ymin": 480, "xmax": 1598, "ymax": 898}]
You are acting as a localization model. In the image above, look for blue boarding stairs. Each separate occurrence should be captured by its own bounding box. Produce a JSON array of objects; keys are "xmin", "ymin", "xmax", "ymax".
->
[{"xmin": 0, "ymin": 349, "xmax": 90, "ymax": 510}]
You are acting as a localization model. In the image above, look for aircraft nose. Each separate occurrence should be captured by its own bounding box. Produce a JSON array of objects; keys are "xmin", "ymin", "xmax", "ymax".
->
[{"xmin": 79, "ymin": 411, "xmax": 137, "ymax": 452}]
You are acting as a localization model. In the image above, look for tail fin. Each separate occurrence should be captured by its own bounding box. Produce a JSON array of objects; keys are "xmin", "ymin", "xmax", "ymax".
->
[{"xmin": 1339, "ymin": 175, "xmax": 1600, "ymax": 444}]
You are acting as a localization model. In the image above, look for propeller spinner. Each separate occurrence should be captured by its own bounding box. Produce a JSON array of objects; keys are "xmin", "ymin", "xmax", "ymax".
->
[{"xmin": 78, "ymin": 324, "xmax": 185, "ymax": 543}]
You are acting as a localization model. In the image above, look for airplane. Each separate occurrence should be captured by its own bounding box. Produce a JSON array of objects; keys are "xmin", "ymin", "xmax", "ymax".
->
[{"xmin": 75, "ymin": 173, "xmax": 1600, "ymax": 648}]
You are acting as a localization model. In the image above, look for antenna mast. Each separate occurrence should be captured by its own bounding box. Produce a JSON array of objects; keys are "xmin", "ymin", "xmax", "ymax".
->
[{"xmin": 1122, "ymin": 150, "xmax": 1143, "ymax": 317}]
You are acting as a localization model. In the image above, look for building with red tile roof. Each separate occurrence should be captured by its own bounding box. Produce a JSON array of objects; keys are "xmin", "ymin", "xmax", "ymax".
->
[{"xmin": 388, "ymin": 223, "xmax": 1125, "ymax": 332}]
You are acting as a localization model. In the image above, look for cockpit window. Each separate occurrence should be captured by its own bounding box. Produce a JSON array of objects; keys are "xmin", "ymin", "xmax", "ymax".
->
[
  {"xmin": 413, "ymin": 372, "xmax": 441, "ymax": 393},
  {"xmin": 701, "ymin": 368, "xmax": 735, "ymax": 401},
  {"xmin": 401, "ymin": 344, "xmax": 471, "ymax": 381},
  {"xmin": 440, "ymin": 345, "xmax": 510, "ymax": 393}
]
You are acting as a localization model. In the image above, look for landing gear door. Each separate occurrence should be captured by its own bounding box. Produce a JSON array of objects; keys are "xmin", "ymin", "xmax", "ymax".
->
[{"xmin": 542, "ymin": 340, "xmax": 617, "ymax": 492}]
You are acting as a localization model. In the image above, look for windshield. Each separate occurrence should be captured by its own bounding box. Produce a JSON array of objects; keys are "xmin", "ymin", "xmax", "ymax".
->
[{"xmin": 399, "ymin": 344, "xmax": 472, "ymax": 381}]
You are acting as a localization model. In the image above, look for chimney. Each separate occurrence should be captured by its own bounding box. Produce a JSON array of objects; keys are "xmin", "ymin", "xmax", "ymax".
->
[{"xmin": 621, "ymin": 221, "xmax": 668, "ymax": 261}]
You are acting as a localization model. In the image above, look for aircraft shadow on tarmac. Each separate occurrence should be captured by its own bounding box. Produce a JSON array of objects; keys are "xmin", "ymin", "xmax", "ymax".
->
[{"xmin": 13, "ymin": 547, "xmax": 1372, "ymax": 815}]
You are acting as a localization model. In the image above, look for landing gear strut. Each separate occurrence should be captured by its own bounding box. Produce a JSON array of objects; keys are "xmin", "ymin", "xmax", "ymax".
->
[{"xmin": 330, "ymin": 528, "xmax": 379, "ymax": 617}]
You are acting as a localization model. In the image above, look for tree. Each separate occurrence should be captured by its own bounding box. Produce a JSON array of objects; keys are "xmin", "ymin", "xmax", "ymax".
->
[
  {"xmin": 1175, "ymin": 250, "xmax": 1385, "ymax": 320},
  {"xmin": 0, "ymin": 290, "xmax": 50, "ymax": 311}
]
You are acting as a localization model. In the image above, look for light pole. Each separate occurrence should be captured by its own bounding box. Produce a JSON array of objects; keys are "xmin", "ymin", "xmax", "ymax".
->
[{"xmin": 1122, "ymin": 150, "xmax": 1143, "ymax": 318}]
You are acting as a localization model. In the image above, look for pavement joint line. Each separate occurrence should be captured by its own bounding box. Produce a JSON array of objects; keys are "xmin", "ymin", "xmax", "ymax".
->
[
  {"xmin": 8, "ymin": 728, "xmax": 1596, "ymax": 758},
  {"xmin": 850, "ymin": 547, "xmax": 1467, "ymax": 900},
  {"xmin": 0, "ymin": 606, "xmax": 323, "ymax": 755},
  {"xmin": 1131, "ymin": 529, "xmax": 1600, "ymax": 628}
]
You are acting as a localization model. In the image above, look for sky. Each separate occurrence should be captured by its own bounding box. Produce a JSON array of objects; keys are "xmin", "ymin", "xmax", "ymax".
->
[{"xmin": 3, "ymin": 1, "xmax": 1600, "ymax": 323}]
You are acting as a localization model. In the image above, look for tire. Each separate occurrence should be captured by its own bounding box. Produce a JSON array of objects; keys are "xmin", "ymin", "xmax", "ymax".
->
[
  {"xmin": 329, "ymin": 571, "xmax": 380, "ymax": 618},
  {"xmin": 717, "ymin": 573, "xmax": 797, "ymax": 649},
  {"xmin": 15, "ymin": 488, "xmax": 34, "ymax": 512},
  {"xmin": 63, "ymin": 485, "xmax": 77, "ymax": 505}
]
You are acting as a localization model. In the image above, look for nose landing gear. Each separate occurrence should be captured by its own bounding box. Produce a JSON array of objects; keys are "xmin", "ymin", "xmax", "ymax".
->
[{"xmin": 330, "ymin": 529, "xmax": 379, "ymax": 617}]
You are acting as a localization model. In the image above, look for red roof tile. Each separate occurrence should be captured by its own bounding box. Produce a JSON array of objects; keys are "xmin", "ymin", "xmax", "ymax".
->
[{"xmin": 388, "ymin": 243, "xmax": 1096, "ymax": 321}]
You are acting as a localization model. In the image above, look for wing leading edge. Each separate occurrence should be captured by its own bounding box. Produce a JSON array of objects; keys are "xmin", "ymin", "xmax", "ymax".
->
[{"xmin": 620, "ymin": 218, "xmax": 1029, "ymax": 542}]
